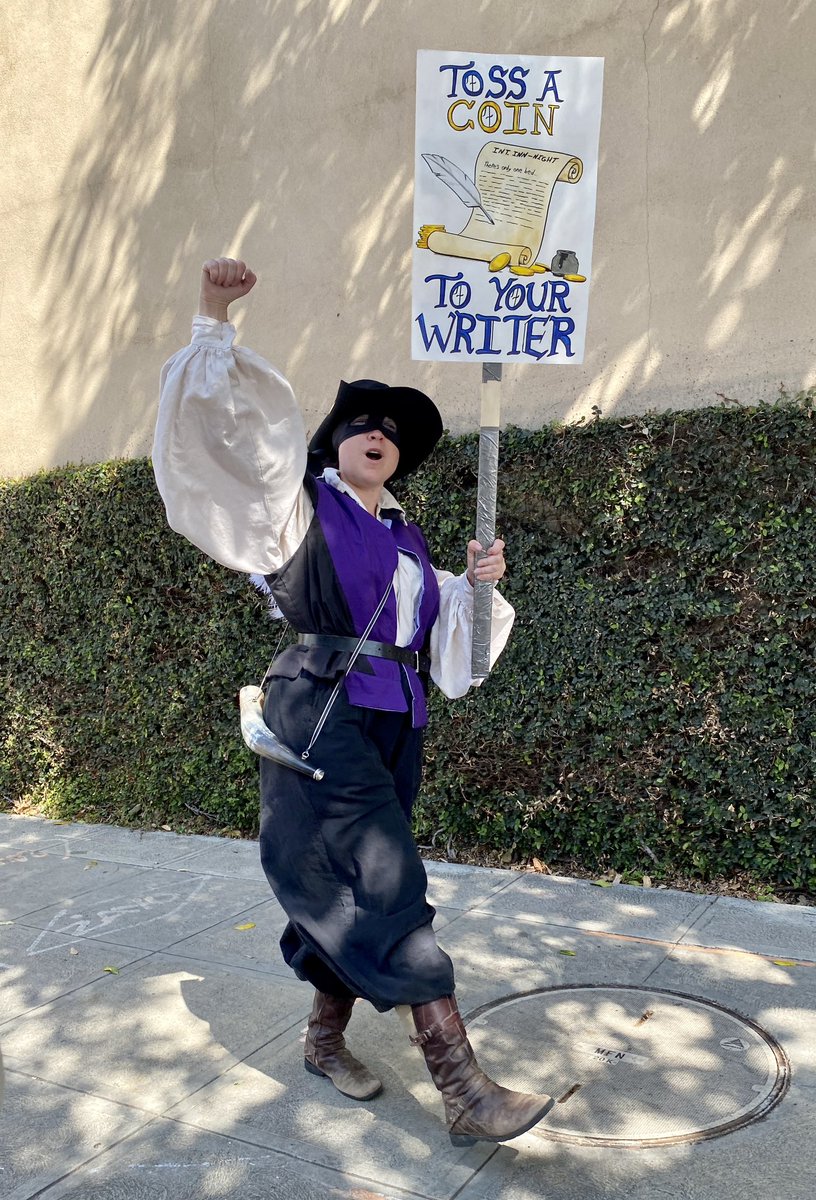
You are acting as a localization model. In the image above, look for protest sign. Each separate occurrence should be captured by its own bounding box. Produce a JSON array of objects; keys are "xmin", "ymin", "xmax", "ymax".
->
[{"xmin": 413, "ymin": 51, "xmax": 604, "ymax": 365}]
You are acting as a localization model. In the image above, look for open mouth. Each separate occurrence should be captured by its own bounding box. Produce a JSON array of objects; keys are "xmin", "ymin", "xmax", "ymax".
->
[{"xmin": 365, "ymin": 450, "xmax": 383, "ymax": 461}]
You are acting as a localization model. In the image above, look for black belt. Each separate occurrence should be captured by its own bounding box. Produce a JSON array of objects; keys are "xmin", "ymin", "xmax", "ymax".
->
[{"xmin": 297, "ymin": 633, "xmax": 430, "ymax": 674}]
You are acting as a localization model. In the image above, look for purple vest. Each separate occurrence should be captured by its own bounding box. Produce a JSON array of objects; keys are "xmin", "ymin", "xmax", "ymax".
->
[
  {"xmin": 265, "ymin": 477, "xmax": 441, "ymax": 729},
  {"xmin": 315, "ymin": 482, "xmax": 440, "ymax": 727}
]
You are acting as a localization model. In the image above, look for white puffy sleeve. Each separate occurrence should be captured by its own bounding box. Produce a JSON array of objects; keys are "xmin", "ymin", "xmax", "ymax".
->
[
  {"xmin": 429, "ymin": 571, "xmax": 515, "ymax": 699},
  {"xmin": 153, "ymin": 317, "xmax": 313, "ymax": 574}
]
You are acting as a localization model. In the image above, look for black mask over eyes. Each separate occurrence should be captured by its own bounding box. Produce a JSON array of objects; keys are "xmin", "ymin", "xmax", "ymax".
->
[{"xmin": 332, "ymin": 413, "xmax": 401, "ymax": 451}]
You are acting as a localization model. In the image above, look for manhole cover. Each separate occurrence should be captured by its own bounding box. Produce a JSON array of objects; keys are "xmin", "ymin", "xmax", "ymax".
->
[{"xmin": 465, "ymin": 984, "xmax": 789, "ymax": 1147}]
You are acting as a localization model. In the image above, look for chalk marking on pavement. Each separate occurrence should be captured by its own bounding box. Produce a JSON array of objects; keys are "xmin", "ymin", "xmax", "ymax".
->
[{"xmin": 24, "ymin": 876, "xmax": 212, "ymax": 956}]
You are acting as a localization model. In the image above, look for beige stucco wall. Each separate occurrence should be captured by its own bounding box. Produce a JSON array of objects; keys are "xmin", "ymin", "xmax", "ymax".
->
[{"xmin": 1, "ymin": 0, "xmax": 814, "ymax": 479}]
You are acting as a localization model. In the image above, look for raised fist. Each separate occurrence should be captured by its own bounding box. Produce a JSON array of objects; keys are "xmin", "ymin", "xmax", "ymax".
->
[{"xmin": 199, "ymin": 257, "xmax": 257, "ymax": 319}]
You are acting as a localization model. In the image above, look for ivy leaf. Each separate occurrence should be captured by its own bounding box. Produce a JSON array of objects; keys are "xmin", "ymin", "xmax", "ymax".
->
[{"xmin": 103, "ymin": 966, "xmax": 120, "ymax": 975}]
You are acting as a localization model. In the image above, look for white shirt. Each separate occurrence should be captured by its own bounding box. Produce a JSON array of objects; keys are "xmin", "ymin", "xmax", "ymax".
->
[{"xmin": 153, "ymin": 317, "xmax": 515, "ymax": 698}]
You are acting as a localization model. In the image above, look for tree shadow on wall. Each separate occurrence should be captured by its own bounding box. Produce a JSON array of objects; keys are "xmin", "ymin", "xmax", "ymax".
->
[{"xmin": 35, "ymin": 0, "xmax": 816, "ymax": 474}]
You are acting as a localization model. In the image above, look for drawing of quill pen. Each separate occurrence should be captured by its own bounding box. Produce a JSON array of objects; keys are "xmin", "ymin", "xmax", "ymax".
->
[{"xmin": 421, "ymin": 153, "xmax": 494, "ymax": 224}]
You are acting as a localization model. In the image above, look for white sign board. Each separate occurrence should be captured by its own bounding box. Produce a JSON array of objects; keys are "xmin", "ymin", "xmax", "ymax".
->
[{"xmin": 412, "ymin": 51, "xmax": 604, "ymax": 364}]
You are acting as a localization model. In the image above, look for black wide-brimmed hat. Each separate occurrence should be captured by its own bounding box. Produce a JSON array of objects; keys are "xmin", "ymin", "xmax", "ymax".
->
[{"xmin": 307, "ymin": 379, "xmax": 443, "ymax": 481}]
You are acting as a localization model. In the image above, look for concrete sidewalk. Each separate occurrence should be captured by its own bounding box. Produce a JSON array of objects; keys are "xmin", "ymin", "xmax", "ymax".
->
[{"xmin": 0, "ymin": 812, "xmax": 814, "ymax": 1200}]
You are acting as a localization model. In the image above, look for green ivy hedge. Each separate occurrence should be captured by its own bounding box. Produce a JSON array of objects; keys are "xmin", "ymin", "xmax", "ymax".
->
[{"xmin": 2, "ymin": 391, "xmax": 815, "ymax": 887}]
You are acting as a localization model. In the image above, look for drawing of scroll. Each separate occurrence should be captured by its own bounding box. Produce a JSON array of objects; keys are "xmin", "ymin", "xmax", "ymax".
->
[{"xmin": 418, "ymin": 141, "xmax": 583, "ymax": 266}]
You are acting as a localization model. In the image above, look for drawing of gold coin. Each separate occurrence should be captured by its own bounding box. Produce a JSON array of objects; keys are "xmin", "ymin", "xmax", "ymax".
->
[
  {"xmin": 531, "ymin": 264, "xmax": 549, "ymax": 273},
  {"xmin": 510, "ymin": 265, "xmax": 535, "ymax": 276},
  {"xmin": 563, "ymin": 273, "xmax": 587, "ymax": 283},
  {"xmin": 488, "ymin": 252, "xmax": 511, "ymax": 271}
]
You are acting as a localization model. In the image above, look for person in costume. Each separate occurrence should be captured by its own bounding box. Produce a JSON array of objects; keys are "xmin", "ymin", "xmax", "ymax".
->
[{"xmin": 153, "ymin": 257, "xmax": 553, "ymax": 1146}]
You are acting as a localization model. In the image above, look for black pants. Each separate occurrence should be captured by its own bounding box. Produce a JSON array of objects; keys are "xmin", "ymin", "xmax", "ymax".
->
[{"xmin": 258, "ymin": 669, "xmax": 455, "ymax": 1011}]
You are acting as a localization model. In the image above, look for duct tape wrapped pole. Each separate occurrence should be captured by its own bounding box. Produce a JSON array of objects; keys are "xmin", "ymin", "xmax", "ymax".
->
[{"xmin": 471, "ymin": 362, "xmax": 502, "ymax": 680}]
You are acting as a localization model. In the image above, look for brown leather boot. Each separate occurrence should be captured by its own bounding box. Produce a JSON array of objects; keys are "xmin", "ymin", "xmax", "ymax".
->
[
  {"xmin": 303, "ymin": 991, "xmax": 383, "ymax": 1101},
  {"xmin": 411, "ymin": 995, "xmax": 553, "ymax": 1145}
]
